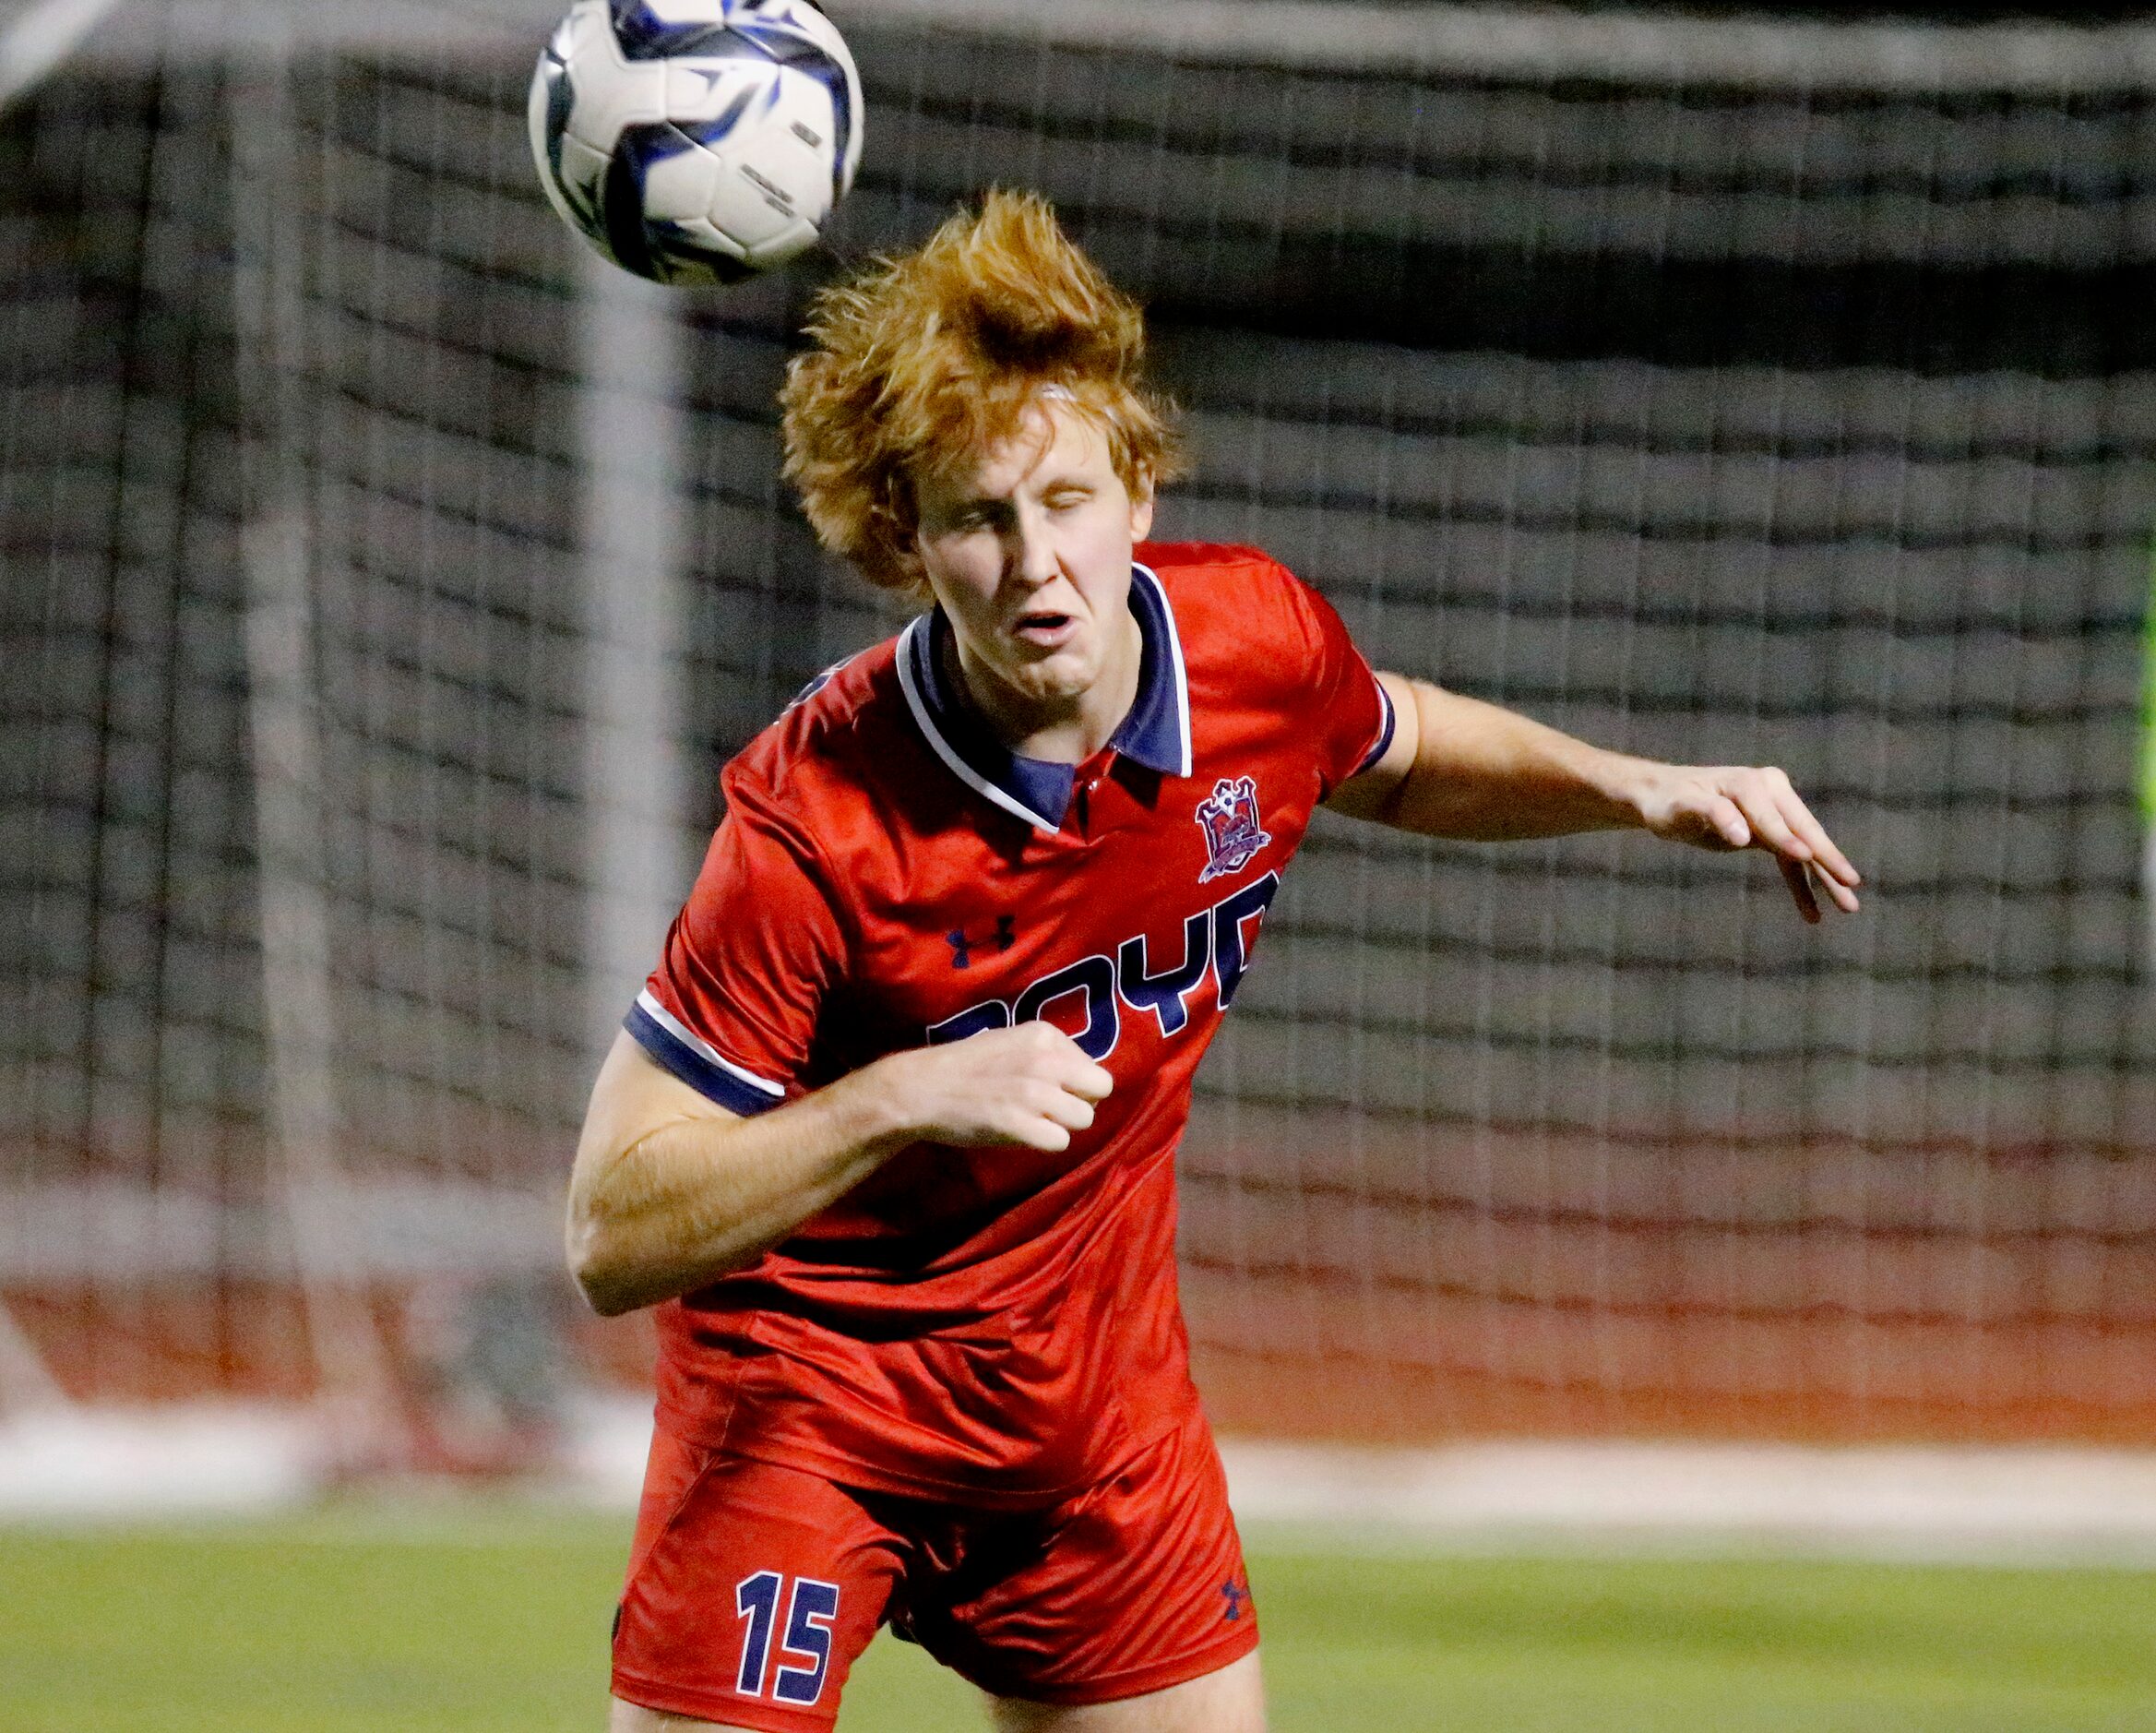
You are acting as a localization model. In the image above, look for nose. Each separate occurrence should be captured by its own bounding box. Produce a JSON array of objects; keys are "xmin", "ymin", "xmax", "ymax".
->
[{"xmin": 1006, "ymin": 497, "xmax": 1060, "ymax": 589}]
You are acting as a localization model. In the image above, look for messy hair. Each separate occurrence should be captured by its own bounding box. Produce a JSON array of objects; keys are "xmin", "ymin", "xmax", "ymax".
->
[{"xmin": 779, "ymin": 188, "xmax": 1183, "ymax": 597}]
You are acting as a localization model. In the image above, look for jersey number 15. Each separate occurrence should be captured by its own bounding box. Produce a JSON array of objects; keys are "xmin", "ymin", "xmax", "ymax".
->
[{"xmin": 735, "ymin": 1570, "xmax": 840, "ymax": 1705}]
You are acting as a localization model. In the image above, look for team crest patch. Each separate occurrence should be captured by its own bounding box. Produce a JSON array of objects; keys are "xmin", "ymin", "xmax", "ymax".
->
[{"xmin": 1195, "ymin": 776, "xmax": 1271, "ymax": 882}]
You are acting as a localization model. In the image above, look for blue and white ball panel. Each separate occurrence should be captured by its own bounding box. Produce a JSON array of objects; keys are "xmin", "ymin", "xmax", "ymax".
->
[
  {"xmin": 566, "ymin": 0, "xmax": 671, "ymax": 144},
  {"xmin": 609, "ymin": 122, "xmax": 753, "ymax": 280},
  {"xmin": 726, "ymin": 9, "xmax": 859, "ymax": 202},
  {"xmin": 663, "ymin": 57, "xmax": 768, "ymax": 125},
  {"xmin": 707, "ymin": 84, "xmax": 838, "ymax": 245},
  {"xmin": 626, "ymin": 988, "xmax": 788, "ymax": 1117},
  {"xmin": 529, "ymin": 23, "xmax": 602, "ymax": 237},
  {"xmin": 608, "ymin": 0, "xmax": 737, "ymax": 61},
  {"xmin": 533, "ymin": 42, "xmax": 578, "ymax": 189}
]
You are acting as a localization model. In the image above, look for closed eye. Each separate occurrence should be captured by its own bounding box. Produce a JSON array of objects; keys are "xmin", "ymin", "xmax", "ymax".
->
[{"xmin": 935, "ymin": 503, "xmax": 999, "ymax": 533}]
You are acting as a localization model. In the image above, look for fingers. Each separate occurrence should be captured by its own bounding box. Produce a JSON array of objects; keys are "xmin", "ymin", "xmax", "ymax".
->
[
  {"xmin": 1023, "ymin": 1077, "xmax": 1097, "ymax": 1134},
  {"xmin": 1008, "ymin": 1021, "xmax": 1114, "ymax": 1101},
  {"xmin": 1726, "ymin": 774, "xmax": 1813, "ymax": 862},
  {"xmin": 1778, "ymin": 795, "xmax": 1863, "ymax": 892},
  {"xmin": 1721, "ymin": 771, "xmax": 1863, "ymax": 916},
  {"xmin": 898, "ymin": 1021, "xmax": 1115, "ymax": 1152},
  {"xmin": 1778, "ymin": 854, "xmax": 1821, "ymax": 925},
  {"xmin": 1655, "ymin": 766, "xmax": 1864, "ymax": 920},
  {"xmin": 993, "ymin": 1068, "xmax": 1099, "ymax": 1154},
  {"xmin": 1066, "ymin": 1060, "xmax": 1114, "ymax": 1102},
  {"xmin": 1706, "ymin": 795, "xmax": 1751, "ymax": 850}
]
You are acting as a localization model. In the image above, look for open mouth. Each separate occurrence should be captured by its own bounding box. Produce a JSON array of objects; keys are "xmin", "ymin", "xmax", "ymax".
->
[{"xmin": 1012, "ymin": 611, "xmax": 1073, "ymax": 643}]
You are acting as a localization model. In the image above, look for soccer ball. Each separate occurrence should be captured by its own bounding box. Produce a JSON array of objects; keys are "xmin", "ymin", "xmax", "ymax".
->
[{"xmin": 529, "ymin": 0, "xmax": 864, "ymax": 286}]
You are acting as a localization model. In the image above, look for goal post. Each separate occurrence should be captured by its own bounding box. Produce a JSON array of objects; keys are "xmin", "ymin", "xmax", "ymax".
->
[
  {"xmin": 2145, "ymin": 534, "xmax": 2156, "ymax": 971},
  {"xmin": 575, "ymin": 250, "xmax": 694, "ymax": 1066}
]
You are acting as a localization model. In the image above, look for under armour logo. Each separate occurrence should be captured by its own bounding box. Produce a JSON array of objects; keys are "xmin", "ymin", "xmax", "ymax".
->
[
  {"xmin": 946, "ymin": 915, "xmax": 1016, "ymax": 970},
  {"xmin": 1221, "ymin": 1579, "xmax": 1250, "ymax": 1622}
]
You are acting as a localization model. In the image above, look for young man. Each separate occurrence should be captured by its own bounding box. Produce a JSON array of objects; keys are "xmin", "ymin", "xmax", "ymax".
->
[{"xmin": 571, "ymin": 191, "xmax": 1861, "ymax": 1733}]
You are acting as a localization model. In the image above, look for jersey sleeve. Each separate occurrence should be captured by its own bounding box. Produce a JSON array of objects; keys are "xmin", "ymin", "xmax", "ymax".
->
[
  {"xmin": 1279, "ymin": 563, "xmax": 1395, "ymax": 796},
  {"xmin": 625, "ymin": 766, "xmax": 848, "ymax": 1117}
]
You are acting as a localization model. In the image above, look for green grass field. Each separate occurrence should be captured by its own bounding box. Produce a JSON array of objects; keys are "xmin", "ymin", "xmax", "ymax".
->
[{"xmin": 2, "ymin": 1507, "xmax": 2152, "ymax": 1731}]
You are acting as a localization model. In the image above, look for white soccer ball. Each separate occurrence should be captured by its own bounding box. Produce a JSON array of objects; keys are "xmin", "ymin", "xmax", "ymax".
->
[{"xmin": 529, "ymin": 0, "xmax": 864, "ymax": 286}]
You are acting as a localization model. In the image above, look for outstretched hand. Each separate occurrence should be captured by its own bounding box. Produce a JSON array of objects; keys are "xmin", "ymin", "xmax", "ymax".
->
[{"xmin": 1633, "ymin": 764, "xmax": 1862, "ymax": 924}]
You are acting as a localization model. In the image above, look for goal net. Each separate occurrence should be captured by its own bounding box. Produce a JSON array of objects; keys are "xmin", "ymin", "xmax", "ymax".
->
[{"xmin": 3, "ymin": 0, "xmax": 2153, "ymax": 1463}]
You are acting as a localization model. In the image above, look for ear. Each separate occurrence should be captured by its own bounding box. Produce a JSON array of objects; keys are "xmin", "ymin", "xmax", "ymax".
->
[
  {"xmin": 887, "ymin": 536, "xmax": 930, "ymax": 600},
  {"xmin": 1128, "ymin": 468, "xmax": 1156, "ymax": 543},
  {"xmin": 879, "ymin": 480, "xmax": 928, "ymax": 592}
]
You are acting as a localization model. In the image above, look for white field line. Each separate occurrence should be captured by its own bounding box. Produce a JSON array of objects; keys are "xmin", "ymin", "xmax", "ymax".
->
[
  {"xmin": 0, "ymin": 1404, "xmax": 319, "ymax": 1519},
  {"xmin": 6, "ymin": 1401, "xmax": 2156, "ymax": 1568},
  {"xmin": 1221, "ymin": 1439, "xmax": 2156, "ymax": 1569}
]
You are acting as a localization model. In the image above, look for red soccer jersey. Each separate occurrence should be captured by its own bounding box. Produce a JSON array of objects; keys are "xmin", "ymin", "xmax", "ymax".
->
[{"xmin": 627, "ymin": 543, "xmax": 1392, "ymax": 1504}]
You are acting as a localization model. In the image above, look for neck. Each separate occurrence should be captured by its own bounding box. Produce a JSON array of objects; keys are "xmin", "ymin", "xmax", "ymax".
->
[{"xmin": 944, "ymin": 606, "xmax": 1143, "ymax": 765}]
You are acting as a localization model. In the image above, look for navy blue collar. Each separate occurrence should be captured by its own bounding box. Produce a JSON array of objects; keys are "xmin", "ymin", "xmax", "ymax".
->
[{"xmin": 896, "ymin": 562, "xmax": 1192, "ymax": 832}]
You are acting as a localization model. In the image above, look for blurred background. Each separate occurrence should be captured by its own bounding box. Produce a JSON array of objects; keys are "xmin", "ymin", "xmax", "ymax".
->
[{"xmin": 4, "ymin": 0, "xmax": 2156, "ymax": 1727}]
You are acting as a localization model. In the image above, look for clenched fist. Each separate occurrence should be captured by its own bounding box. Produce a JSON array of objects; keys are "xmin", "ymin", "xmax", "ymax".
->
[{"xmin": 872, "ymin": 1021, "xmax": 1115, "ymax": 1152}]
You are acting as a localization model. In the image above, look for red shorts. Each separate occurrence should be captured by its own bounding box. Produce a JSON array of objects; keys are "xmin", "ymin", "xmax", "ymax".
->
[{"xmin": 611, "ymin": 1404, "xmax": 1258, "ymax": 1730}]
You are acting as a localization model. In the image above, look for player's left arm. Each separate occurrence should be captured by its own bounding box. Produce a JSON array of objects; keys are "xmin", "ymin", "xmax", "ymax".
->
[{"xmin": 1327, "ymin": 672, "xmax": 1863, "ymax": 923}]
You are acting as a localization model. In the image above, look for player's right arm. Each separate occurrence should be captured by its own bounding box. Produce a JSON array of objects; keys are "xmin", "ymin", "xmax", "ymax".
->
[{"xmin": 566, "ymin": 1021, "xmax": 1112, "ymax": 1317}]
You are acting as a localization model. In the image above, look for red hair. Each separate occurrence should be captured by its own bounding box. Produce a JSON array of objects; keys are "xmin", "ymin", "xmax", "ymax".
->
[{"xmin": 780, "ymin": 188, "xmax": 1183, "ymax": 596}]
